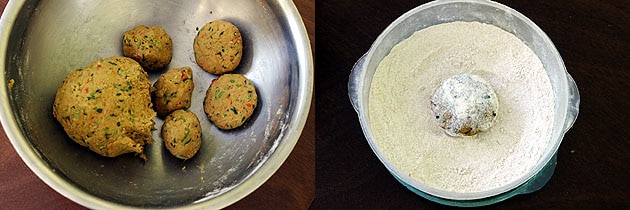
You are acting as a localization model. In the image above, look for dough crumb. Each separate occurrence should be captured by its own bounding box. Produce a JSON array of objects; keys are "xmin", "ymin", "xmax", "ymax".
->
[{"xmin": 7, "ymin": 79, "xmax": 15, "ymax": 89}]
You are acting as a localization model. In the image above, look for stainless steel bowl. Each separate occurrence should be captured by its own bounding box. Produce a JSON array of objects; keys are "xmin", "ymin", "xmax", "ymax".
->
[
  {"xmin": 349, "ymin": 0, "xmax": 579, "ymax": 206},
  {"xmin": 0, "ymin": 0, "xmax": 312, "ymax": 209}
]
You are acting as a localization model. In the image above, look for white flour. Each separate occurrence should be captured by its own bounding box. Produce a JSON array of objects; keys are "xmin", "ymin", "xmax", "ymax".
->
[{"xmin": 369, "ymin": 22, "xmax": 555, "ymax": 193}]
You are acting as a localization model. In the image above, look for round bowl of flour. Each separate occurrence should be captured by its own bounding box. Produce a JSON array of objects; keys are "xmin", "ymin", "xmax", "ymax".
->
[{"xmin": 348, "ymin": 0, "xmax": 579, "ymax": 206}]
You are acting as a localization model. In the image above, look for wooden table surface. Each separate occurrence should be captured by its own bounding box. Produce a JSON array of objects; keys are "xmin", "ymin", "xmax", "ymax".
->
[
  {"xmin": 313, "ymin": 0, "xmax": 628, "ymax": 209},
  {"xmin": 0, "ymin": 0, "xmax": 314, "ymax": 209}
]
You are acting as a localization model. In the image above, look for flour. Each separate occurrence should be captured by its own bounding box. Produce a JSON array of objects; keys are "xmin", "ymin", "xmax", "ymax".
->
[{"xmin": 368, "ymin": 22, "xmax": 555, "ymax": 193}]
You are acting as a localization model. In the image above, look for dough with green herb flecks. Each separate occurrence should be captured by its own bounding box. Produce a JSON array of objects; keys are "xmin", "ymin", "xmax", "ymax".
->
[
  {"xmin": 193, "ymin": 20, "xmax": 243, "ymax": 74},
  {"xmin": 162, "ymin": 110, "xmax": 202, "ymax": 160},
  {"xmin": 204, "ymin": 74, "xmax": 257, "ymax": 130},
  {"xmin": 152, "ymin": 66, "xmax": 194, "ymax": 118},
  {"xmin": 53, "ymin": 56, "xmax": 156, "ymax": 159},
  {"xmin": 123, "ymin": 25, "xmax": 173, "ymax": 71}
]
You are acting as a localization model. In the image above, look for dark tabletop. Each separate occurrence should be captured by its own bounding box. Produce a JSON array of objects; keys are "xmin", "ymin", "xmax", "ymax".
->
[
  {"xmin": 0, "ymin": 0, "xmax": 314, "ymax": 209},
  {"xmin": 313, "ymin": 0, "xmax": 629, "ymax": 209}
]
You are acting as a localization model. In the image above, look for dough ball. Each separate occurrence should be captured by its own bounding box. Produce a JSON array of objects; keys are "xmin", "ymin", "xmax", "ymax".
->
[
  {"xmin": 162, "ymin": 110, "xmax": 202, "ymax": 160},
  {"xmin": 193, "ymin": 20, "xmax": 243, "ymax": 74},
  {"xmin": 123, "ymin": 25, "xmax": 173, "ymax": 71},
  {"xmin": 53, "ymin": 56, "xmax": 156, "ymax": 158},
  {"xmin": 431, "ymin": 74, "xmax": 498, "ymax": 137},
  {"xmin": 152, "ymin": 66, "xmax": 194, "ymax": 118},
  {"xmin": 204, "ymin": 74, "xmax": 258, "ymax": 130}
]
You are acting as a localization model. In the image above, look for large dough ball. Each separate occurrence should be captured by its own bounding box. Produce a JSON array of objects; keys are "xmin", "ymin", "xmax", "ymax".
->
[{"xmin": 53, "ymin": 56, "xmax": 156, "ymax": 158}]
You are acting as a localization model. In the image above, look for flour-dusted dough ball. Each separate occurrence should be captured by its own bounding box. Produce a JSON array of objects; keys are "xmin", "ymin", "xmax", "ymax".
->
[
  {"xmin": 123, "ymin": 25, "xmax": 173, "ymax": 71},
  {"xmin": 204, "ymin": 74, "xmax": 258, "ymax": 130},
  {"xmin": 152, "ymin": 67, "xmax": 194, "ymax": 118},
  {"xmin": 193, "ymin": 20, "xmax": 243, "ymax": 74},
  {"xmin": 52, "ymin": 56, "xmax": 156, "ymax": 158},
  {"xmin": 162, "ymin": 110, "xmax": 202, "ymax": 160},
  {"xmin": 431, "ymin": 74, "xmax": 498, "ymax": 137}
]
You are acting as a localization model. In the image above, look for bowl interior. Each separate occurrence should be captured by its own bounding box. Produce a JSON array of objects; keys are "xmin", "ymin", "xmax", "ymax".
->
[
  {"xmin": 1, "ymin": 0, "xmax": 311, "ymax": 208},
  {"xmin": 359, "ymin": 0, "xmax": 569, "ymax": 200}
]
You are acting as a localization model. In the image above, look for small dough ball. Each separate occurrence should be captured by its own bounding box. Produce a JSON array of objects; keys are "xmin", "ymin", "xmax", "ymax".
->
[
  {"xmin": 152, "ymin": 67, "xmax": 194, "ymax": 118},
  {"xmin": 193, "ymin": 20, "xmax": 243, "ymax": 74},
  {"xmin": 52, "ymin": 56, "xmax": 156, "ymax": 158},
  {"xmin": 123, "ymin": 25, "xmax": 173, "ymax": 71},
  {"xmin": 431, "ymin": 74, "xmax": 498, "ymax": 137},
  {"xmin": 162, "ymin": 110, "xmax": 202, "ymax": 160},
  {"xmin": 204, "ymin": 74, "xmax": 258, "ymax": 130}
]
